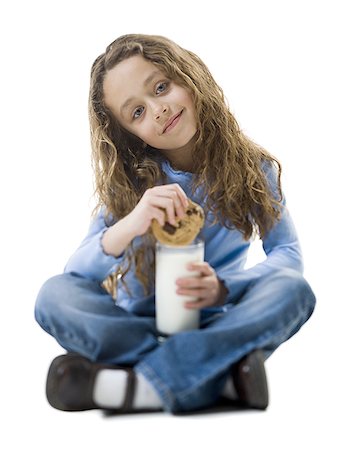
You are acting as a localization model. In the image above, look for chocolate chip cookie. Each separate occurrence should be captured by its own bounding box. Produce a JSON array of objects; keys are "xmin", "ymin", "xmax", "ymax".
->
[{"xmin": 151, "ymin": 199, "xmax": 204, "ymax": 246}]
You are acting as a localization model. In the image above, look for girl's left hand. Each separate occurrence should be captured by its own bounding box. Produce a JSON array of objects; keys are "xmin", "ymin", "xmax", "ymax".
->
[{"xmin": 176, "ymin": 262, "xmax": 228, "ymax": 309}]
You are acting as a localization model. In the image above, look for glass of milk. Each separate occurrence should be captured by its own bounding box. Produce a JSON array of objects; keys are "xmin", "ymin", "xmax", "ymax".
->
[{"xmin": 155, "ymin": 239, "xmax": 204, "ymax": 335}]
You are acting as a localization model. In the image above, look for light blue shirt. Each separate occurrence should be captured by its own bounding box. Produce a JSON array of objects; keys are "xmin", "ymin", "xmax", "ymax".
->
[{"xmin": 64, "ymin": 160, "xmax": 303, "ymax": 312}]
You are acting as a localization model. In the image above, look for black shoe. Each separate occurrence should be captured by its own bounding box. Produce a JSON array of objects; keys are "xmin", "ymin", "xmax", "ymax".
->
[
  {"xmin": 232, "ymin": 349, "xmax": 269, "ymax": 410},
  {"xmin": 46, "ymin": 353, "xmax": 136, "ymax": 412}
]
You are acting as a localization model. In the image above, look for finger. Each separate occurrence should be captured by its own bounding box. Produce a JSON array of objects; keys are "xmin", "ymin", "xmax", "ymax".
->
[
  {"xmin": 160, "ymin": 183, "xmax": 189, "ymax": 210},
  {"xmin": 148, "ymin": 196, "xmax": 178, "ymax": 225},
  {"xmin": 157, "ymin": 189, "xmax": 185, "ymax": 220},
  {"xmin": 187, "ymin": 262, "xmax": 215, "ymax": 276},
  {"xmin": 176, "ymin": 279, "xmax": 215, "ymax": 296},
  {"xmin": 184, "ymin": 297, "xmax": 214, "ymax": 309},
  {"xmin": 177, "ymin": 283, "xmax": 217, "ymax": 299},
  {"xmin": 177, "ymin": 274, "xmax": 216, "ymax": 290},
  {"xmin": 149, "ymin": 206, "xmax": 166, "ymax": 227},
  {"xmin": 176, "ymin": 287, "xmax": 204, "ymax": 297},
  {"xmin": 166, "ymin": 183, "xmax": 189, "ymax": 208},
  {"xmin": 149, "ymin": 187, "xmax": 185, "ymax": 222},
  {"xmin": 160, "ymin": 185, "xmax": 189, "ymax": 218},
  {"xmin": 176, "ymin": 276, "xmax": 205, "ymax": 288}
]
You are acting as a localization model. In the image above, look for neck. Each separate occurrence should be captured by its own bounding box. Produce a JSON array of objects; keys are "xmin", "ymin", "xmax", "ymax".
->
[
  {"xmin": 159, "ymin": 135, "xmax": 197, "ymax": 173},
  {"xmin": 168, "ymin": 153, "xmax": 195, "ymax": 173}
]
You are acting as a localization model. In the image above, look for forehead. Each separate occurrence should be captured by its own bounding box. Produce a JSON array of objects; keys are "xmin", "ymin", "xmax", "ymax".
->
[{"xmin": 103, "ymin": 55, "xmax": 163, "ymax": 115}]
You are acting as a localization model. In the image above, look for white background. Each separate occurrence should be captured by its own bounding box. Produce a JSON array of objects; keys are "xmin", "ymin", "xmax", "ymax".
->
[{"xmin": 1, "ymin": 0, "xmax": 344, "ymax": 448}]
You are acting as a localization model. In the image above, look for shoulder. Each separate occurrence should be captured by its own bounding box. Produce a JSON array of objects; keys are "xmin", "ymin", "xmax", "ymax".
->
[{"xmin": 261, "ymin": 158, "xmax": 282, "ymax": 200}]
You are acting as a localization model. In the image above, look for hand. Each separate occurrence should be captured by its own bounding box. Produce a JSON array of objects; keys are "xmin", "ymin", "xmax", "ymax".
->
[
  {"xmin": 124, "ymin": 183, "xmax": 189, "ymax": 238},
  {"xmin": 175, "ymin": 262, "xmax": 228, "ymax": 309},
  {"xmin": 102, "ymin": 183, "xmax": 188, "ymax": 258}
]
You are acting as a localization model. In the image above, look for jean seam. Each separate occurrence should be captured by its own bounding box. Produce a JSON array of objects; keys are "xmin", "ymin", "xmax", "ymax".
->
[
  {"xmin": 36, "ymin": 311, "xmax": 96, "ymax": 353},
  {"xmin": 176, "ymin": 331, "xmax": 273, "ymax": 402},
  {"xmin": 177, "ymin": 303, "xmax": 312, "ymax": 404},
  {"xmin": 135, "ymin": 362, "xmax": 177, "ymax": 411},
  {"xmin": 138, "ymin": 302, "xmax": 312, "ymax": 412}
]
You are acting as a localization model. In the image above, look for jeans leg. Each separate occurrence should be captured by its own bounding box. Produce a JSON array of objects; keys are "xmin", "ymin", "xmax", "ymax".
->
[
  {"xmin": 34, "ymin": 273, "xmax": 159, "ymax": 365},
  {"xmin": 135, "ymin": 268, "xmax": 316, "ymax": 412}
]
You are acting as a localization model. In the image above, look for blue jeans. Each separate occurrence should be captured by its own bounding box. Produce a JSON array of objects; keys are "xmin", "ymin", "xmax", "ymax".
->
[{"xmin": 34, "ymin": 268, "xmax": 315, "ymax": 413}]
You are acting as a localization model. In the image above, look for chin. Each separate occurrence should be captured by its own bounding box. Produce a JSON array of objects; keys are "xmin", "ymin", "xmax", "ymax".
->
[{"xmin": 148, "ymin": 129, "xmax": 198, "ymax": 152}]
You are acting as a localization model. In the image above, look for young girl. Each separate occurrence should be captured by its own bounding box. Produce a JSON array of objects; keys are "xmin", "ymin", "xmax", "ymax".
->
[{"xmin": 35, "ymin": 34, "xmax": 316, "ymax": 414}]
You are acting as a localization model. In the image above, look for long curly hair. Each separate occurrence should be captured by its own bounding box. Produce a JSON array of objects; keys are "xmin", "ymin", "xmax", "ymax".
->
[{"xmin": 88, "ymin": 34, "xmax": 282, "ymax": 297}]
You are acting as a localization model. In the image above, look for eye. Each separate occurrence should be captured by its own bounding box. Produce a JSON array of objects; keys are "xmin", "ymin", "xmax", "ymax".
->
[
  {"xmin": 155, "ymin": 81, "xmax": 169, "ymax": 94},
  {"xmin": 132, "ymin": 106, "xmax": 144, "ymax": 119}
]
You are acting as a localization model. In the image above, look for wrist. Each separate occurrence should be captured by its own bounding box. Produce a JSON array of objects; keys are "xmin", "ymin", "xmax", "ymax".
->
[
  {"xmin": 217, "ymin": 278, "xmax": 229, "ymax": 305},
  {"xmin": 102, "ymin": 217, "xmax": 136, "ymax": 257}
]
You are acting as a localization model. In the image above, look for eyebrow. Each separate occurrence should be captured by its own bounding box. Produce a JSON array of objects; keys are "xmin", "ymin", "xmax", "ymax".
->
[{"xmin": 120, "ymin": 70, "xmax": 162, "ymax": 116}]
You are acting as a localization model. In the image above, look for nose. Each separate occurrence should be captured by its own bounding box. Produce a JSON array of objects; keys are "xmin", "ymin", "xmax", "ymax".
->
[{"xmin": 152, "ymin": 103, "xmax": 168, "ymax": 121}]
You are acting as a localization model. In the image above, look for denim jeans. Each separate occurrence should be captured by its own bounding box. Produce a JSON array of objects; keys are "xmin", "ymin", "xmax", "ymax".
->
[{"xmin": 34, "ymin": 268, "xmax": 315, "ymax": 413}]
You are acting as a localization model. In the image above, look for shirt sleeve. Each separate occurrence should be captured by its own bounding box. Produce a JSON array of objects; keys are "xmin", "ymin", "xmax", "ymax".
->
[
  {"xmin": 217, "ymin": 162, "xmax": 304, "ymax": 304},
  {"xmin": 64, "ymin": 208, "xmax": 125, "ymax": 282}
]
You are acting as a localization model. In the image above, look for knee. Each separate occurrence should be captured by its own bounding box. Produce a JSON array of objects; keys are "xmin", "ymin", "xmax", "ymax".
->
[
  {"xmin": 34, "ymin": 273, "xmax": 75, "ymax": 327},
  {"xmin": 272, "ymin": 268, "xmax": 316, "ymax": 314}
]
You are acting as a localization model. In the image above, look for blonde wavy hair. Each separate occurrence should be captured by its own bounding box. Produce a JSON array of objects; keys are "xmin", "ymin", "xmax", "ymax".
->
[{"xmin": 89, "ymin": 34, "xmax": 282, "ymax": 297}]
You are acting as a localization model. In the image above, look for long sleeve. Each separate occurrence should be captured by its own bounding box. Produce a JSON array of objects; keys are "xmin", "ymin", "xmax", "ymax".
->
[
  {"xmin": 64, "ymin": 208, "xmax": 124, "ymax": 282},
  {"xmin": 217, "ymin": 199, "xmax": 303, "ymax": 303},
  {"xmin": 216, "ymin": 161, "xmax": 303, "ymax": 304}
]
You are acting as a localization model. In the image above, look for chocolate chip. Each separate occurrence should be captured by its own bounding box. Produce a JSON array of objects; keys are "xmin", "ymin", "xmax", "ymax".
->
[
  {"xmin": 163, "ymin": 222, "xmax": 177, "ymax": 235},
  {"xmin": 187, "ymin": 208, "xmax": 198, "ymax": 216}
]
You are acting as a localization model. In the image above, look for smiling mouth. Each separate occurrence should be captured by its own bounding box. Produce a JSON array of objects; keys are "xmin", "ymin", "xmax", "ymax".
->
[{"xmin": 163, "ymin": 110, "xmax": 183, "ymax": 133}]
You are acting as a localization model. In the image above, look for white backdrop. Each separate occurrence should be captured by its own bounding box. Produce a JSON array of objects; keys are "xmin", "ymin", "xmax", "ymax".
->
[{"xmin": 1, "ymin": 0, "xmax": 343, "ymax": 448}]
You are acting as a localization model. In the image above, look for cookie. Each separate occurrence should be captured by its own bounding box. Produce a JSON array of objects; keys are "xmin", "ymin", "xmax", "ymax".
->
[{"xmin": 151, "ymin": 199, "xmax": 204, "ymax": 246}]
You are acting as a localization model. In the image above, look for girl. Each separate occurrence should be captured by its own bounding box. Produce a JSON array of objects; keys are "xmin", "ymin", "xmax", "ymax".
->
[{"xmin": 35, "ymin": 34, "xmax": 316, "ymax": 414}]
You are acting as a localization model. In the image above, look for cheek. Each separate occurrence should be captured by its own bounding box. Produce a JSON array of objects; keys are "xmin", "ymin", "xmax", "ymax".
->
[
  {"xmin": 175, "ymin": 87, "xmax": 191, "ymax": 104},
  {"xmin": 180, "ymin": 92, "xmax": 196, "ymax": 121},
  {"xmin": 136, "ymin": 122, "xmax": 156, "ymax": 143}
]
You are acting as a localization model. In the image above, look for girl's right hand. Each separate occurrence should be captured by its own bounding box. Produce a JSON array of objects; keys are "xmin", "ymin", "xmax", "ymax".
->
[{"xmin": 124, "ymin": 184, "xmax": 189, "ymax": 238}]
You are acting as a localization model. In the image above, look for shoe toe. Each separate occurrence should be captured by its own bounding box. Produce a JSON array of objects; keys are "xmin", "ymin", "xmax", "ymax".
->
[{"xmin": 46, "ymin": 354, "xmax": 97, "ymax": 411}]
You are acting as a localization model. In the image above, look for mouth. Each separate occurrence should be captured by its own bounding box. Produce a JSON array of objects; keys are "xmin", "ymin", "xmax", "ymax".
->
[{"xmin": 163, "ymin": 110, "xmax": 183, "ymax": 133}]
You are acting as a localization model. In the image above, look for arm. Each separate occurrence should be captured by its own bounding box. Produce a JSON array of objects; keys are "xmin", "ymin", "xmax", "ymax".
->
[
  {"xmin": 64, "ymin": 208, "xmax": 128, "ymax": 282},
  {"xmin": 179, "ymin": 200, "xmax": 302, "ymax": 308},
  {"xmin": 64, "ymin": 184, "xmax": 189, "ymax": 282},
  {"xmin": 218, "ymin": 201, "xmax": 303, "ymax": 303},
  {"xmin": 217, "ymin": 163, "xmax": 303, "ymax": 304}
]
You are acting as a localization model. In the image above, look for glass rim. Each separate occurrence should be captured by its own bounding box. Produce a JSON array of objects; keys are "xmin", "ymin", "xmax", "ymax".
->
[{"xmin": 155, "ymin": 238, "xmax": 204, "ymax": 250}]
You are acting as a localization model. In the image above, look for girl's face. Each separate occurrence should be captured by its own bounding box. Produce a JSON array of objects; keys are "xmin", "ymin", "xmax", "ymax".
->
[{"xmin": 103, "ymin": 55, "xmax": 197, "ymax": 153}]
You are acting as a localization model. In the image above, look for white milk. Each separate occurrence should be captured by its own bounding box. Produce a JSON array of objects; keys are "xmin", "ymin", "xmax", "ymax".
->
[{"xmin": 155, "ymin": 240, "xmax": 204, "ymax": 335}]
